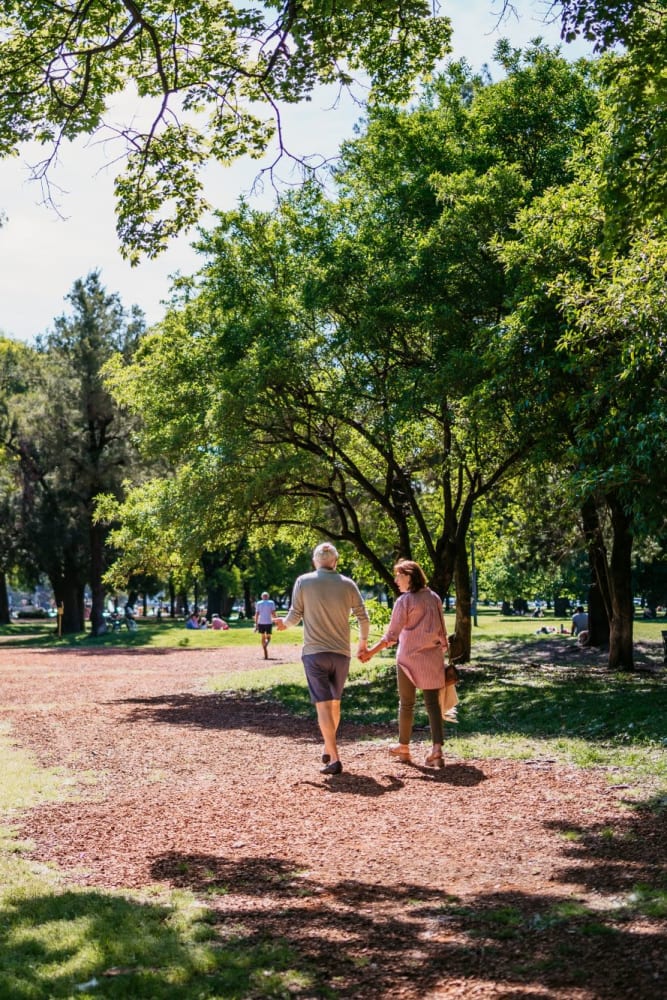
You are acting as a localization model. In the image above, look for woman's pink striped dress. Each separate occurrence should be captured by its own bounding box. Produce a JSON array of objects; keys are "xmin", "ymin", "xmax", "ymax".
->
[{"xmin": 381, "ymin": 588, "xmax": 448, "ymax": 690}]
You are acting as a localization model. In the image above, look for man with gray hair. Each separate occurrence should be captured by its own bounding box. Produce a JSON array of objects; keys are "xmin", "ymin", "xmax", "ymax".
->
[
  {"xmin": 254, "ymin": 590, "xmax": 276, "ymax": 659},
  {"xmin": 276, "ymin": 542, "xmax": 369, "ymax": 774}
]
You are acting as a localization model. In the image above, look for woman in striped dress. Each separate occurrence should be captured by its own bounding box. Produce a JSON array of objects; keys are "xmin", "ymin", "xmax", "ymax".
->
[{"xmin": 362, "ymin": 560, "xmax": 448, "ymax": 767}]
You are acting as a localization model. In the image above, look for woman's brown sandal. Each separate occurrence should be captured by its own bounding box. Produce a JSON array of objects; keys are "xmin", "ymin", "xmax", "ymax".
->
[
  {"xmin": 388, "ymin": 744, "xmax": 411, "ymax": 762},
  {"xmin": 424, "ymin": 750, "xmax": 444, "ymax": 768}
]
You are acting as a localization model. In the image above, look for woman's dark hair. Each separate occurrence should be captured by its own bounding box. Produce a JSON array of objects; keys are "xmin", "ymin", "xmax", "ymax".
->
[{"xmin": 393, "ymin": 559, "xmax": 427, "ymax": 593}]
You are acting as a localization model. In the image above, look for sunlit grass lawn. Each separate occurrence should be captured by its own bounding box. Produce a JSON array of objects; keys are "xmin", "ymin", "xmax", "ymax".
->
[
  {"xmin": 462, "ymin": 607, "xmax": 666, "ymax": 644},
  {"xmin": 0, "ymin": 617, "xmax": 297, "ymax": 649},
  {"xmin": 1, "ymin": 606, "xmax": 664, "ymax": 647}
]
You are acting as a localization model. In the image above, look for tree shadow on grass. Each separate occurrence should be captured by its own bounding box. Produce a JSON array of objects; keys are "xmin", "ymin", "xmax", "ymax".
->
[
  {"xmin": 0, "ymin": 885, "xmax": 296, "ymax": 999},
  {"xmin": 472, "ymin": 635, "xmax": 664, "ymax": 671},
  {"xmin": 146, "ymin": 831, "xmax": 667, "ymax": 1000},
  {"xmin": 455, "ymin": 662, "xmax": 667, "ymax": 745}
]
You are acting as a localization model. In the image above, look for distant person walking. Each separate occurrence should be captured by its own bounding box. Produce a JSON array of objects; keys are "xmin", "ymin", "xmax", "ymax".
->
[
  {"xmin": 254, "ymin": 591, "xmax": 276, "ymax": 659},
  {"xmin": 276, "ymin": 542, "xmax": 369, "ymax": 774},
  {"xmin": 361, "ymin": 560, "xmax": 449, "ymax": 768}
]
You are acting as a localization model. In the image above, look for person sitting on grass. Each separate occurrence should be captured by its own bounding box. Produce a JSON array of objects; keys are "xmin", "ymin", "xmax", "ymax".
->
[{"xmin": 570, "ymin": 605, "xmax": 590, "ymax": 645}]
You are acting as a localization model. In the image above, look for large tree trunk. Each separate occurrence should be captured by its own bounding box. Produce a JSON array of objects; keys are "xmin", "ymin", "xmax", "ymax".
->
[
  {"xmin": 0, "ymin": 570, "xmax": 10, "ymax": 625},
  {"xmin": 429, "ymin": 498, "xmax": 474, "ymax": 662},
  {"xmin": 607, "ymin": 495, "xmax": 635, "ymax": 671},
  {"xmin": 429, "ymin": 534, "xmax": 467, "ymax": 659},
  {"xmin": 429, "ymin": 534, "xmax": 456, "ymax": 599},
  {"xmin": 201, "ymin": 550, "xmax": 225, "ymax": 617},
  {"xmin": 178, "ymin": 589, "xmax": 189, "ymax": 616},
  {"xmin": 205, "ymin": 582, "xmax": 224, "ymax": 617},
  {"xmin": 243, "ymin": 580, "xmax": 253, "ymax": 620},
  {"xmin": 52, "ymin": 565, "xmax": 85, "ymax": 634}
]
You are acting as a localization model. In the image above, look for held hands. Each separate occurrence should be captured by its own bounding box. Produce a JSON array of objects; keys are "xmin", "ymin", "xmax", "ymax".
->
[
  {"xmin": 275, "ymin": 618, "xmax": 287, "ymax": 631},
  {"xmin": 358, "ymin": 640, "xmax": 382, "ymax": 663},
  {"xmin": 359, "ymin": 639, "xmax": 386, "ymax": 662}
]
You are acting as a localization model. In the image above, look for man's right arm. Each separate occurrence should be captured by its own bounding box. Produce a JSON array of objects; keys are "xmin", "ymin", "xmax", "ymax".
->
[{"xmin": 277, "ymin": 580, "xmax": 302, "ymax": 630}]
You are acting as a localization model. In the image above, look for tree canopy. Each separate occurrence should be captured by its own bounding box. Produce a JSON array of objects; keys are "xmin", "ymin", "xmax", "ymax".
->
[
  {"xmin": 102, "ymin": 44, "xmax": 600, "ymax": 659},
  {"xmin": 0, "ymin": 273, "xmax": 146, "ymax": 633},
  {"xmin": 0, "ymin": 1, "xmax": 450, "ymax": 261}
]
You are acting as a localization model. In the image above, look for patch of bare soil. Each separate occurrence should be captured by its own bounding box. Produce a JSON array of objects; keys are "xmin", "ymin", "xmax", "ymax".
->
[{"xmin": 1, "ymin": 645, "xmax": 665, "ymax": 999}]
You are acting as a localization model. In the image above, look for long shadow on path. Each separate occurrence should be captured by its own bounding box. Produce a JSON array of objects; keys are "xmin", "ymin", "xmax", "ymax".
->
[{"xmin": 148, "ymin": 832, "xmax": 666, "ymax": 1000}]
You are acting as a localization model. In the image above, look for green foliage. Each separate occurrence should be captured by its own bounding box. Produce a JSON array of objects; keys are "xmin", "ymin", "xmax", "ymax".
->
[
  {"xmin": 364, "ymin": 598, "xmax": 392, "ymax": 634},
  {"xmin": 0, "ymin": 276, "xmax": 150, "ymax": 632},
  {"xmin": 556, "ymin": 0, "xmax": 640, "ymax": 50},
  {"xmin": 103, "ymin": 45, "xmax": 599, "ymax": 658},
  {"xmin": 555, "ymin": 3, "xmax": 667, "ymax": 239},
  {"xmin": 491, "ymin": 34, "xmax": 667, "ymax": 668},
  {"xmin": 473, "ymin": 469, "xmax": 592, "ymax": 605},
  {"xmin": 0, "ymin": 1, "xmax": 451, "ymax": 260},
  {"xmin": 556, "ymin": 226, "xmax": 667, "ymax": 525},
  {"xmin": 97, "ymin": 476, "xmax": 210, "ymax": 589}
]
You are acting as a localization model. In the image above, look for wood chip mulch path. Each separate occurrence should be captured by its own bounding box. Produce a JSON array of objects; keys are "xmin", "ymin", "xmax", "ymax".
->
[{"xmin": 1, "ymin": 645, "xmax": 665, "ymax": 999}]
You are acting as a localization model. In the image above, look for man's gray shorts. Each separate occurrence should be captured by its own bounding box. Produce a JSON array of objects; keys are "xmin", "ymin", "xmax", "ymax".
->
[{"xmin": 302, "ymin": 652, "xmax": 351, "ymax": 703}]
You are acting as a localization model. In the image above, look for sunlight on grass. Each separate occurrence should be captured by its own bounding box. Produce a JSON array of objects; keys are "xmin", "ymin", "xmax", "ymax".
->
[
  {"xmin": 0, "ymin": 723, "xmax": 74, "ymax": 815},
  {"xmin": 627, "ymin": 885, "xmax": 667, "ymax": 918},
  {"xmin": 0, "ymin": 618, "xmax": 303, "ymax": 651},
  {"xmin": 0, "ymin": 879, "xmax": 258, "ymax": 998},
  {"xmin": 2, "ymin": 608, "xmax": 665, "ymax": 658},
  {"xmin": 0, "ymin": 831, "xmax": 321, "ymax": 999},
  {"xmin": 208, "ymin": 660, "xmax": 304, "ymax": 692},
  {"xmin": 467, "ymin": 609, "xmax": 666, "ymax": 645}
]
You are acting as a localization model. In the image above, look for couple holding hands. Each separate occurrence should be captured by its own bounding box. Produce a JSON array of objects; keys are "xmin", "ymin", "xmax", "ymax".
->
[{"xmin": 278, "ymin": 543, "xmax": 455, "ymax": 775}]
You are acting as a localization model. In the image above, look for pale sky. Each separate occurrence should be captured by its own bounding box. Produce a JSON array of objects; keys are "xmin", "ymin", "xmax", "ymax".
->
[{"xmin": 0, "ymin": 2, "xmax": 591, "ymax": 343}]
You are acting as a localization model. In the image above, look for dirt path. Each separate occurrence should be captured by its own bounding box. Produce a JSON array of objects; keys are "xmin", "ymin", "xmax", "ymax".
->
[{"xmin": 1, "ymin": 646, "xmax": 664, "ymax": 999}]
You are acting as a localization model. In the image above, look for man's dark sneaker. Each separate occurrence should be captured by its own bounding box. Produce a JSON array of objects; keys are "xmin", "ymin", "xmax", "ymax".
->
[{"xmin": 321, "ymin": 760, "xmax": 342, "ymax": 775}]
